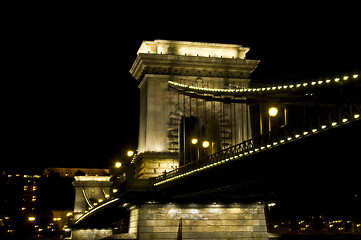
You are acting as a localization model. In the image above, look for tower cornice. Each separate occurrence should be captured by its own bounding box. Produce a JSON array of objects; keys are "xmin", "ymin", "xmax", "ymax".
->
[{"xmin": 130, "ymin": 53, "xmax": 259, "ymax": 82}]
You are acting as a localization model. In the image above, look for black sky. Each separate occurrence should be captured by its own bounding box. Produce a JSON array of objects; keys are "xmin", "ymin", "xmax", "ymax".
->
[{"xmin": 2, "ymin": 4, "xmax": 360, "ymax": 170}]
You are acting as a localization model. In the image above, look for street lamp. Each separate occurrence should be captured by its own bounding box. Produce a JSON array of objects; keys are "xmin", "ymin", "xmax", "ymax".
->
[
  {"xmin": 115, "ymin": 162, "xmax": 122, "ymax": 168},
  {"xmin": 268, "ymin": 107, "xmax": 278, "ymax": 117},
  {"xmin": 268, "ymin": 107, "xmax": 278, "ymax": 132},
  {"xmin": 127, "ymin": 150, "xmax": 134, "ymax": 157},
  {"xmin": 191, "ymin": 138, "xmax": 198, "ymax": 144},
  {"xmin": 202, "ymin": 141, "xmax": 210, "ymax": 148}
]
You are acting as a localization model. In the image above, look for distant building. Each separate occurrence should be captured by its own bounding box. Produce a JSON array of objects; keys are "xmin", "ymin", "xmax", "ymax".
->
[
  {"xmin": 0, "ymin": 171, "xmax": 43, "ymax": 238},
  {"xmin": 0, "ymin": 167, "xmax": 108, "ymax": 239},
  {"xmin": 44, "ymin": 167, "xmax": 109, "ymax": 178},
  {"xmin": 52, "ymin": 210, "xmax": 72, "ymax": 232}
]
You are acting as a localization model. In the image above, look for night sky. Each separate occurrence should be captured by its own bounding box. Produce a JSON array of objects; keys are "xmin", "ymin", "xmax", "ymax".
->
[{"xmin": 2, "ymin": 4, "xmax": 360, "ymax": 170}]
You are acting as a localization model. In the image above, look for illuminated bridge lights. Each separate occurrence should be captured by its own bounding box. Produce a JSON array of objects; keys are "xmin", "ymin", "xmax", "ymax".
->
[
  {"xmin": 168, "ymin": 73, "xmax": 359, "ymax": 95},
  {"xmin": 157, "ymin": 73, "xmax": 360, "ymax": 186},
  {"xmin": 75, "ymin": 198, "xmax": 120, "ymax": 225},
  {"xmin": 154, "ymin": 112, "xmax": 361, "ymax": 187}
]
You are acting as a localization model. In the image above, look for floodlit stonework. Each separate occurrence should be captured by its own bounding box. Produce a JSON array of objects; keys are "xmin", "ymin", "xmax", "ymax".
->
[
  {"xmin": 72, "ymin": 176, "xmax": 112, "ymax": 220},
  {"xmin": 71, "ymin": 229, "xmax": 113, "ymax": 240},
  {"xmin": 137, "ymin": 40, "xmax": 250, "ymax": 59},
  {"xmin": 130, "ymin": 40, "xmax": 259, "ymax": 179},
  {"xmin": 128, "ymin": 203, "xmax": 268, "ymax": 240},
  {"xmin": 71, "ymin": 40, "xmax": 268, "ymax": 240}
]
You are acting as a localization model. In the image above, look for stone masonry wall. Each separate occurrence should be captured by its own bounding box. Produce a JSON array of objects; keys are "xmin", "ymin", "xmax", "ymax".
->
[
  {"xmin": 129, "ymin": 203, "xmax": 268, "ymax": 240},
  {"xmin": 71, "ymin": 229, "xmax": 112, "ymax": 240},
  {"xmin": 135, "ymin": 157, "xmax": 178, "ymax": 179}
]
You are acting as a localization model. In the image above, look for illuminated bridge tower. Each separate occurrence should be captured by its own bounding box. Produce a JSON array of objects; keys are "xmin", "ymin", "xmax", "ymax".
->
[{"xmin": 130, "ymin": 40, "xmax": 259, "ymax": 179}]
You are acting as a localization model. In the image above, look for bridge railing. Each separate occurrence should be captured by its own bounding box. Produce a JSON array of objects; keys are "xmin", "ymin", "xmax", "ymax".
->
[{"xmin": 154, "ymin": 101, "xmax": 360, "ymax": 186}]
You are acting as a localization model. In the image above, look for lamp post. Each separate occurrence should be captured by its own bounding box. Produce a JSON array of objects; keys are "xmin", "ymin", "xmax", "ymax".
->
[
  {"xmin": 268, "ymin": 107, "xmax": 278, "ymax": 132},
  {"xmin": 127, "ymin": 150, "xmax": 134, "ymax": 157},
  {"xmin": 202, "ymin": 141, "xmax": 210, "ymax": 148},
  {"xmin": 191, "ymin": 138, "xmax": 199, "ymax": 159},
  {"xmin": 202, "ymin": 140, "xmax": 210, "ymax": 158},
  {"xmin": 191, "ymin": 139, "xmax": 210, "ymax": 160}
]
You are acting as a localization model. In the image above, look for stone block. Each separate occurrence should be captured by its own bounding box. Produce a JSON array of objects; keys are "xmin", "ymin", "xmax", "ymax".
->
[
  {"xmin": 145, "ymin": 162, "xmax": 159, "ymax": 168},
  {"xmin": 138, "ymin": 219, "xmax": 179, "ymax": 227},
  {"xmin": 71, "ymin": 229, "xmax": 112, "ymax": 240},
  {"xmin": 128, "ymin": 203, "xmax": 268, "ymax": 239}
]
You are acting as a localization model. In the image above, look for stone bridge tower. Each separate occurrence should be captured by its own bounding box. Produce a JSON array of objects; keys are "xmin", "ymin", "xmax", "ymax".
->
[{"xmin": 130, "ymin": 40, "xmax": 259, "ymax": 179}]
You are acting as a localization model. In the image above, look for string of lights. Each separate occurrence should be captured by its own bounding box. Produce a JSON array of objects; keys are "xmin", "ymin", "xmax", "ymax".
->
[
  {"xmin": 168, "ymin": 74, "xmax": 359, "ymax": 95},
  {"xmin": 154, "ymin": 105, "xmax": 360, "ymax": 187},
  {"xmin": 74, "ymin": 198, "xmax": 120, "ymax": 225}
]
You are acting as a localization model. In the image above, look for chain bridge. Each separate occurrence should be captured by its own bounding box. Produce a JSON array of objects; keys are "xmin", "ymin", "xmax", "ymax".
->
[{"xmin": 70, "ymin": 40, "xmax": 360, "ymax": 240}]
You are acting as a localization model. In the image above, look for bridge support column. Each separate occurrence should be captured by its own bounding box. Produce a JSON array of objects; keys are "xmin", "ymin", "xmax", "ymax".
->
[
  {"xmin": 72, "ymin": 176, "xmax": 112, "ymax": 220},
  {"xmin": 71, "ymin": 229, "xmax": 113, "ymax": 240},
  {"xmin": 128, "ymin": 202, "xmax": 268, "ymax": 240}
]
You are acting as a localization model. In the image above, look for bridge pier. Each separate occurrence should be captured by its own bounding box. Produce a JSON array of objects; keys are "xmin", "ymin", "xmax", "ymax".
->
[
  {"xmin": 127, "ymin": 202, "xmax": 268, "ymax": 240},
  {"xmin": 72, "ymin": 176, "xmax": 112, "ymax": 220},
  {"xmin": 71, "ymin": 229, "xmax": 113, "ymax": 240},
  {"xmin": 71, "ymin": 176, "xmax": 113, "ymax": 240}
]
